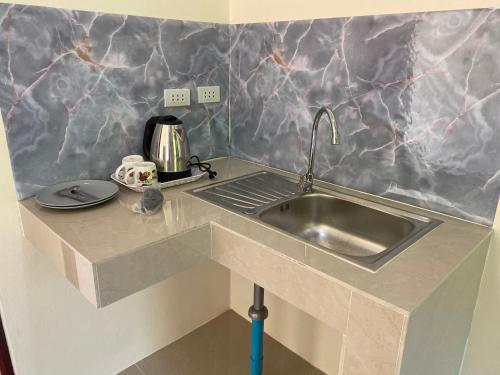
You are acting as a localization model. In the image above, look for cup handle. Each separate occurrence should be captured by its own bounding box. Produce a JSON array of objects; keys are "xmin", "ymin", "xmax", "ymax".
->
[
  {"xmin": 115, "ymin": 164, "xmax": 127, "ymax": 181},
  {"xmin": 121, "ymin": 167, "xmax": 138, "ymax": 186}
]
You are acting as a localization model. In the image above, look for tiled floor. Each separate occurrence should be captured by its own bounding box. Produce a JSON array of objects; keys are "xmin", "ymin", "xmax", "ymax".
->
[{"xmin": 119, "ymin": 310, "xmax": 325, "ymax": 375}]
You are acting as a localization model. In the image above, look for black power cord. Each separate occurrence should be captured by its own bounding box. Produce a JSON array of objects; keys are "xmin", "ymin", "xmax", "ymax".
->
[{"xmin": 188, "ymin": 155, "xmax": 218, "ymax": 179}]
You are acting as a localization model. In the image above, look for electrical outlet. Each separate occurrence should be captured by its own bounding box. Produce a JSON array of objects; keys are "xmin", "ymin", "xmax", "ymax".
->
[
  {"xmin": 197, "ymin": 86, "xmax": 220, "ymax": 104},
  {"xmin": 164, "ymin": 89, "xmax": 190, "ymax": 107}
]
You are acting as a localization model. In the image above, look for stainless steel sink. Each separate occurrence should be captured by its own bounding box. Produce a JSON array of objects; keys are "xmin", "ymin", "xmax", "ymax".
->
[
  {"xmin": 189, "ymin": 172, "xmax": 441, "ymax": 271},
  {"xmin": 258, "ymin": 193, "xmax": 441, "ymax": 270}
]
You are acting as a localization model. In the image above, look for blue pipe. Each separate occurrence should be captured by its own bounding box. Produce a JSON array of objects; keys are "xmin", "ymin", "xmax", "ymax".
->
[
  {"xmin": 250, "ymin": 319, "xmax": 264, "ymax": 375},
  {"xmin": 249, "ymin": 284, "xmax": 268, "ymax": 375}
]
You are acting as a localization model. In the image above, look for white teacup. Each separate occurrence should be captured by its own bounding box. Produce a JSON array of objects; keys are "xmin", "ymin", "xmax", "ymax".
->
[
  {"xmin": 115, "ymin": 155, "xmax": 144, "ymax": 183},
  {"xmin": 124, "ymin": 162, "xmax": 158, "ymax": 187}
]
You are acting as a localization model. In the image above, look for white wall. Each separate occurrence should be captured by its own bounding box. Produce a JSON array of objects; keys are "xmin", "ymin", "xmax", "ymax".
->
[
  {"xmin": 229, "ymin": 0, "xmax": 500, "ymax": 23},
  {"xmin": 10, "ymin": 0, "xmax": 500, "ymax": 24},
  {"xmin": 461, "ymin": 200, "xmax": 500, "ymax": 375},
  {"xmin": 2, "ymin": 0, "xmax": 229, "ymax": 23}
]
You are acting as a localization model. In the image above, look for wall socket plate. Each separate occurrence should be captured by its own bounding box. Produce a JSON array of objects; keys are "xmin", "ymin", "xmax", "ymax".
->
[
  {"xmin": 197, "ymin": 86, "xmax": 220, "ymax": 103},
  {"xmin": 164, "ymin": 88, "xmax": 190, "ymax": 107}
]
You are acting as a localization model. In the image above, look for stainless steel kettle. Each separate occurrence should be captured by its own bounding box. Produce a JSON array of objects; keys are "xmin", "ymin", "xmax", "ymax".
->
[{"xmin": 143, "ymin": 116, "xmax": 192, "ymax": 182}]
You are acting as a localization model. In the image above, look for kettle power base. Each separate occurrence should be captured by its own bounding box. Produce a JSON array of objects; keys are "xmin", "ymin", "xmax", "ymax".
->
[{"xmin": 158, "ymin": 169, "xmax": 192, "ymax": 183}]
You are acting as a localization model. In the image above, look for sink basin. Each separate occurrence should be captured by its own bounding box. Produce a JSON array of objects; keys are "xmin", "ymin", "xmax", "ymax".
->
[
  {"xmin": 259, "ymin": 193, "xmax": 439, "ymax": 266},
  {"xmin": 189, "ymin": 172, "xmax": 441, "ymax": 271}
]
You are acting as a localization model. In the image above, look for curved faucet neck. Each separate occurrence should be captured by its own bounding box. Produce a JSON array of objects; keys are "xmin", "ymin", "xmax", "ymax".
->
[
  {"xmin": 300, "ymin": 107, "xmax": 340, "ymax": 193},
  {"xmin": 313, "ymin": 107, "xmax": 339, "ymax": 144}
]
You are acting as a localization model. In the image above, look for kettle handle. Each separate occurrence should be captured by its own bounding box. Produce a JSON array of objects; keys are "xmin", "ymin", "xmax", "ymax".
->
[{"xmin": 143, "ymin": 116, "xmax": 159, "ymax": 160}]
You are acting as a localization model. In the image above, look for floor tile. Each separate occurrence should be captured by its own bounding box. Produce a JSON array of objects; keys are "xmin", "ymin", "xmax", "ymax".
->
[
  {"xmin": 118, "ymin": 364, "xmax": 144, "ymax": 375},
  {"xmin": 119, "ymin": 310, "xmax": 324, "ymax": 375}
]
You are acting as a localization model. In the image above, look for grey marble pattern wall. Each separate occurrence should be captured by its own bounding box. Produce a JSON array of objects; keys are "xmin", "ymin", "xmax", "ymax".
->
[
  {"xmin": 1, "ymin": 4, "xmax": 498, "ymax": 226},
  {"xmin": 0, "ymin": 4, "xmax": 229, "ymax": 199},
  {"xmin": 229, "ymin": 9, "xmax": 500, "ymax": 225}
]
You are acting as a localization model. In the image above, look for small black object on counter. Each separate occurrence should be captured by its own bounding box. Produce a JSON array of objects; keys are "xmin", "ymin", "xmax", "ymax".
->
[{"xmin": 135, "ymin": 188, "xmax": 164, "ymax": 215}]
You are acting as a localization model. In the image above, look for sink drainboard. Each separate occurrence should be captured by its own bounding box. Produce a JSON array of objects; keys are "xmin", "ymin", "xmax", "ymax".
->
[{"xmin": 190, "ymin": 172, "xmax": 297, "ymax": 214}]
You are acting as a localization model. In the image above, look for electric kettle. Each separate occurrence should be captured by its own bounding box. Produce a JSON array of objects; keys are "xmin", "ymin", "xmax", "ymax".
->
[{"xmin": 143, "ymin": 115, "xmax": 192, "ymax": 182}]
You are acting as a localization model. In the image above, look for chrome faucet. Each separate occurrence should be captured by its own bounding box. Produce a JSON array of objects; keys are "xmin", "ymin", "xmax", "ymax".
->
[{"xmin": 299, "ymin": 107, "xmax": 340, "ymax": 193}]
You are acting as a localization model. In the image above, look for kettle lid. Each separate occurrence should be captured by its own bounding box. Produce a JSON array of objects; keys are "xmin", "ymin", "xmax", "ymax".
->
[{"xmin": 155, "ymin": 115, "xmax": 183, "ymax": 125}]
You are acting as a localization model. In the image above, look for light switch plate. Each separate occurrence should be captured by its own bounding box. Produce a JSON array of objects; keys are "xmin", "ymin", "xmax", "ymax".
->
[
  {"xmin": 197, "ymin": 86, "xmax": 220, "ymax": 103},
  {"xmin": 164, "ymin": 88, "xmax": 190, "ymax": 107}
]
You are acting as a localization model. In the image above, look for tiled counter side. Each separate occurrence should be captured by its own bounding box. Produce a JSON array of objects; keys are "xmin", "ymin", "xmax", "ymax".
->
[
  {"xmin": 19, "ymin": 158, "xmax": 491, "ymax": 374},
  {"xmin": 19, "ymin": 188, "xmax": 230, "ymax": 307},
  {"xmin": 18, "ymin": 158, "xmax": 263, "ymax": 308},
  {"xmin": 211, "ymin": 216, "xmax": 490, "ymax": 375}
]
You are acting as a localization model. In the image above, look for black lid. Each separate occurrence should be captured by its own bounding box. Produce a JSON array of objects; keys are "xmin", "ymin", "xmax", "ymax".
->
[{"xmin": 155, "ymin": 115, "xmax": 183, "ymax": 125}]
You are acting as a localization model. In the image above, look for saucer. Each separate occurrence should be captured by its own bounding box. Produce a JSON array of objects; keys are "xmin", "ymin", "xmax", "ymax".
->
[{"xmin": 36, "ymin": 180, "xmax": 119, "ymax": 209}]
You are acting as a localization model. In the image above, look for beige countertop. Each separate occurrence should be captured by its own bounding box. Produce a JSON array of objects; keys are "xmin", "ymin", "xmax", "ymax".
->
[{"xmin": 19, "ymin": 157, "xmax": 491, "ymax": 313}]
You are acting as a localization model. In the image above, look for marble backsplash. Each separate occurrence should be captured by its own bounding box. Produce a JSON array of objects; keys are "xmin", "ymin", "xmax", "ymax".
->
[
  {"xmin": 0, "ymin": 4, "xmax": 229, "ymax": 198},
  {"xmin": 1, "ymin": 4, "xmax": 499, "ymax": 226},
  {"xmin": 229, "ymin": 9, "xmax": 500, "ymax": 225}
]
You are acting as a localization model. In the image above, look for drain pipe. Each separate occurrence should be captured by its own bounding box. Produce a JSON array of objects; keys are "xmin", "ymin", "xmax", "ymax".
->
[{"xmin": 248, "ymin": 284, "xmax": 268, "ymax": 375}]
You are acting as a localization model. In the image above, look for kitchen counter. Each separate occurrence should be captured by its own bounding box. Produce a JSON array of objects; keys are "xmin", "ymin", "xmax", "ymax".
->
[
  {"xmin": 19, "ymin": 157, "xmax": 490, "ymax": 310},
  {"xmin": 19, "ymin": 157, "xmax": 492, "ymax": 374},
  {"xmin": 19, "ymin": 158, "xmax": 258, "ymax": 307}
]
